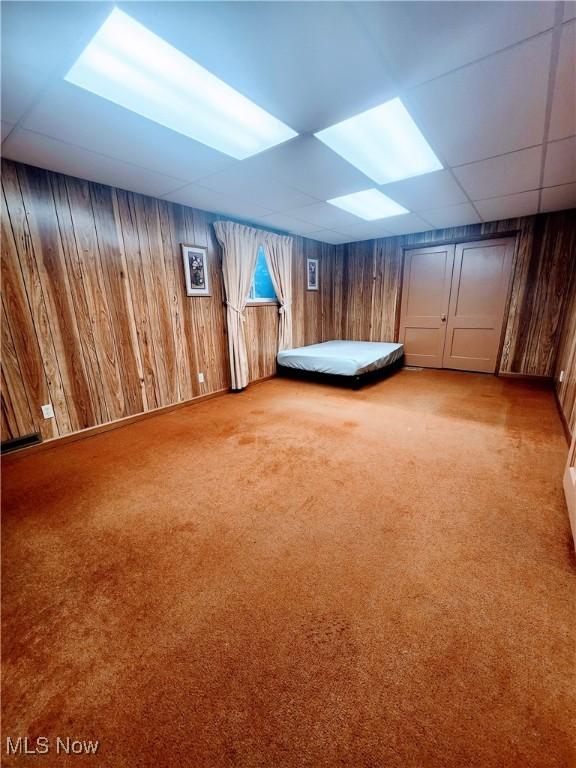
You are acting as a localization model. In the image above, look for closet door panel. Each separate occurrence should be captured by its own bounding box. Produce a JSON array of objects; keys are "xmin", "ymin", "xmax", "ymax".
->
[
  {"xmin": 399, "ymin": 245, "xmax": 455, "ymax": 368},
  {"xmin": 442, "ymin": 238, "xmax": 514, "ymax": 373}
]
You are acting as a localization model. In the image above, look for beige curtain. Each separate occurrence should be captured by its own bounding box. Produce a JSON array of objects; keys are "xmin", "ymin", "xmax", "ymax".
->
[
  {"xmin": 214, "ymin": 221, "xmax": 262, "ymax": 390},
  {"xmin": 263, "ymin": 232, "xmax": 294, "ymax": 351}
]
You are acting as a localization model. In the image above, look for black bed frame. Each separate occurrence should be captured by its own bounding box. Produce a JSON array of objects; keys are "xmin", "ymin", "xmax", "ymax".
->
[{"xmin": 277, "ymin": 354, "xmax": 404, "ymax": 390}]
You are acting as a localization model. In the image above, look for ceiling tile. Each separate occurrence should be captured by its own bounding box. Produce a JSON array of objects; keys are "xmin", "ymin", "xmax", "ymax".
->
[
  {"xmin": 284, "ymin": 202, "xmax": 364, "ymax": 229},
  {"xmin": 1, "ymin": 3, "xmax": 112, "ymax": 123},
  {"xmin": 161, "ymin": 183, "xmax": 273, "ymax": 220},
  {"xmin": 336, "ymin": 213, "xmax": 434, "ymax": 241},
  {"xmin": 241, "ymin": 136, "xmax": 373, "ymax": 200},
  {"xmin": 540, "ymin": 183, "xmax": 576, "ymax": 213},
  {"xmin": 373, "ymin": 212, "xmax": 432, "ymax": 236},
  {"xmin": 564, "ymin": 3, "xmax": 576, "ymax": 22},
  {"xmin": 337, "ymin": 233, "xmax": 383, "ymax": 243},
  {"xmin": 22, "ymin": 83, "xmax": 235, "ymax": 182},
  {"xmin": 1, "ymin": 2, "xmax": 111, "ymax": 67},
  {"xmin": 453, "ymin": 146, "xmax": 542, "ymax": 200},
  {"xmin": 0, "ymin": 56, "xmax": 47, "ymax": 125},
  {"xmin": 194, "ymin": 165, "xmax": 316, "ymax": 211},
  {"xmin": 126, "ymin": 2, "xmax": 396, "ymax": 134},
  {"xmin": 2, "ymin": 129, "xmax": 188, "ymax": 198},
  {"xmin": 380, "ymin": 170, "xmax": 467, "ymax": 211},
  {"xmin": 250, "ymin": 213, "xmax": 323, "ymax": 236},
  {"xmin": 420, "ymin": 203, "xmax": 481, "ymax": 229},
  {"xmin": 475, "ymin": 190, "xmax": 540, "ymax": 222},
  {"xmin": 335, "ymin": 221, "xmax": 395, "ymax": 241},
  {"xmin": 407, "ymin": 34, "xmax": 551, "ymax": 166},
  {"xmin": 306, "ymin": 230, "xmax": 353, "ymax": 245},
  {"xmin": 549, "ymin": 22, "xmax": 576, "ymax": 141},
  {"xmin": 352, "ymin": 2, "xmax": 555, "ymax": 90},
  {"xmin": 543, "ymin": 137, "xmax": 576, "ymax": 187}
]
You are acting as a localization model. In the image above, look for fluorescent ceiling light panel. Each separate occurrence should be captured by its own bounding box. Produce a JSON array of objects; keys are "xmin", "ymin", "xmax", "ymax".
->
[
  {"xmin": 327, "ymin": 189, "xmax": 408, "ymax": 220},
  {"xmin": 65, "ymin": 8, "xmax": 297, "ymax": 159},
  {"xmin": 315, "ymin": 98, "xmax": 442, "ymax": 184}
]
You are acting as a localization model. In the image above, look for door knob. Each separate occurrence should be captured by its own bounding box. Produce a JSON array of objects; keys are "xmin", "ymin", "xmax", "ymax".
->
[{"xmin": 441, "ymin": 314, "xmax": 447, "ymax": 322}]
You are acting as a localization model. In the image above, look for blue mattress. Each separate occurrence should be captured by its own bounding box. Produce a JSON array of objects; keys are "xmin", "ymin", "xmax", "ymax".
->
[{"xmin": 277, "ymin": 340, "xmax": 404, "ymax": 377}]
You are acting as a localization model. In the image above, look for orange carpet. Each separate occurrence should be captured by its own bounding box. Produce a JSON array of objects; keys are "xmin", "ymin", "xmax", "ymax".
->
[{"xmin": 2, "ymin": 369, "xmax": 575, "ymax": 767}]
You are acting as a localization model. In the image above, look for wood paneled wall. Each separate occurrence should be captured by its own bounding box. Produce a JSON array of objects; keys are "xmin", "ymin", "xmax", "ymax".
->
[
  {"xmin": 3, "ymin": 157, "xmax": 573, "ymax": 446},
  {"xmin": 555, "ymin": 261, "xmax": 576, "ymax": 436},
  {"xmin": 1, "ymin": 160, "xmax": 331, "ymax": 443},
  {"xmin": 330, "ymin": 211, "xmax": 576, "ymax": 379}
]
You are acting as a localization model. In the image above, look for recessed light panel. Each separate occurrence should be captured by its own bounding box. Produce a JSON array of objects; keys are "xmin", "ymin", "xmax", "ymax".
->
[
  {"xmin": 315, "ymin": 98, "xmax": 442, "ymax": 184},
  {"xmin": 65, "ymin": 8, "xmax": 297, "ymax": 159},
  {"xmin": 327, "ymin": 189, "xmax": 408, "ymax": 220}
]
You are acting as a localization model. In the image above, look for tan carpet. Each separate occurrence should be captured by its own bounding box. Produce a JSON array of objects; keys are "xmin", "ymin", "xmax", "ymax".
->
[{"xmin": 2, "ymin": 369, "xmax": 575, "ymax": 767}]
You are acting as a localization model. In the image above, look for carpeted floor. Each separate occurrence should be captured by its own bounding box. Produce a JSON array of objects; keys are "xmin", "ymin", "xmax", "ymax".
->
[{"xmin": 2, "ymin": 369, "xmax": 575, "ymax": 767}]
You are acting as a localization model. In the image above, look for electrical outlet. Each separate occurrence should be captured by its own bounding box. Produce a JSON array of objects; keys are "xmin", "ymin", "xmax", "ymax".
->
[
  {"xmin": 41, "ymin": 403, "xmax": 55, "ymax": 419},
  {"xmin": 198, "ymin": 372, "xmax": 205, "ymax": 384},
  {"xmin": 559, "ymin": 370, "xmax": 565, "ymax": 383}
]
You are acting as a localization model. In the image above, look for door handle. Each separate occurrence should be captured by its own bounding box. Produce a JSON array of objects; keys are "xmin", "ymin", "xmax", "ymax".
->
[{"xmin": 441, "ymin": 314, "xmax": 447, "ymax": 322}]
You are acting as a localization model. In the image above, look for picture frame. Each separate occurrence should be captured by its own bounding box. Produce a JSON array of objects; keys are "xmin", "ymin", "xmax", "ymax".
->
[
  {"xmin": 307, "ymin": 257, "xmax": 319, "ymax": 291},
  {"xmin": 181, "ymin": 244, "xmax": 210, "ymax": 296}
]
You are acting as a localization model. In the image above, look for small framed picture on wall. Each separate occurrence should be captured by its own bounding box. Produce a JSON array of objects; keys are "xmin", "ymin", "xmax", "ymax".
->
[
  {"xmin": 181, "ymin": 244, "xmax": 211, "ymax": 296},
  {"xmin": 307, "ymin": 257, "xmax": 319, "ymax": 291}
]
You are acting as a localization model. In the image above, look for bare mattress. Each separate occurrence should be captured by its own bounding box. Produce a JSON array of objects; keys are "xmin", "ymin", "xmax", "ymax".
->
[{"xmin": 277, "ymin": 340, "xmax": 404, "ymax": 377}]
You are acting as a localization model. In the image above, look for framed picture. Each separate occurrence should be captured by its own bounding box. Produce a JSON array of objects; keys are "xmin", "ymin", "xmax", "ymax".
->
[
  {"xmin": 181, "ymin": 244, "xmax": 210, "ymax": 296},
  {"xmin": 307, "ymin": 257, "xmax": 319, "ymax": 291}
]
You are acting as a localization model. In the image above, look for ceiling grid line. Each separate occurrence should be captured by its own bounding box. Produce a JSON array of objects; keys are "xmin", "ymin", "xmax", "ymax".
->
[
  {"xmin": 12, "ymin": 127, "xmax": 192, "ymax": 193},
  {"xmin": 402, "ymin": 24, "xmax": 557, "ymax": 95},
  {"xmin": 536, "ymin": 1, "xmax": 566, "ymax": 213},
  {"xmin": 450, "ymin": 135, "xmax": 574, "ymax": 171}
]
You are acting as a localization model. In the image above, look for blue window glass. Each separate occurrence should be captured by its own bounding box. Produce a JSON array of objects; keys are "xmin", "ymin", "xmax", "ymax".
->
[{"xmin": 249, "ymin": 247, "xmax": 277, "ymax": 301}]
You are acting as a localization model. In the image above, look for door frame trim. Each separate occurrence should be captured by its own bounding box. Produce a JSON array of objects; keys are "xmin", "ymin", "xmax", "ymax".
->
[{"xmin": 398, "ymin": 232, "xmax": 519, "ymax": 374}]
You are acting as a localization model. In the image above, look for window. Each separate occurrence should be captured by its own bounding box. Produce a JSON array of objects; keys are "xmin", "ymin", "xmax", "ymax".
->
[{"xmin": 248, "ymin": 247, "xmax": 277, "ymax": 303}]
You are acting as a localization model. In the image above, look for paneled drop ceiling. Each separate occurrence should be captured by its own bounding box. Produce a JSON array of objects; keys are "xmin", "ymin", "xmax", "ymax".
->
[{"xmin": 2, "ymin": 1, "xmax": 575, "ymax": 244}]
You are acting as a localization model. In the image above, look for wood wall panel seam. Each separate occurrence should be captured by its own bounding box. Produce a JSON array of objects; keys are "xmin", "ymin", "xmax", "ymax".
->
[
  {"xmin": 64, "ymin": 175, "xmax": 118, "ymax": 424},
  {"xmin": 111, "ymin": 187, "xmax": 150, "ymax": 412},
  {"xmin": 92, "ymin": 183, "xmax": 145, "ymax": 417},
  {"xmin": 50, "ymin": 173, "xmax": 109, "ymax": 426},
  {"xmin": 157, "ymin": 199, "xmax": 191, "ymax": 403},
  {"xmin": 116, "ymin": 188, "xmax": 162, "ymax": 410}
]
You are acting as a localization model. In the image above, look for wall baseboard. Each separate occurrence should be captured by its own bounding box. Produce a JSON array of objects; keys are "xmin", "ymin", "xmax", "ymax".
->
[
  {"xmin": 498, "ymin": 372, "xmax": 554, "ymax": 384},
  {"xmin": 249, "ymin": 374, "xmax": 277, "ymax": 385},
  {"xmin": 554, "ymin": 387, "xmax": 572, "ymax": 445},
  {"xmin": 1, "ymin": 432, "xmax": 42, "ymax": 454},
  {"xmin": 2, "ymin": 388, "xmax": 230, "ymax": 462}
]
